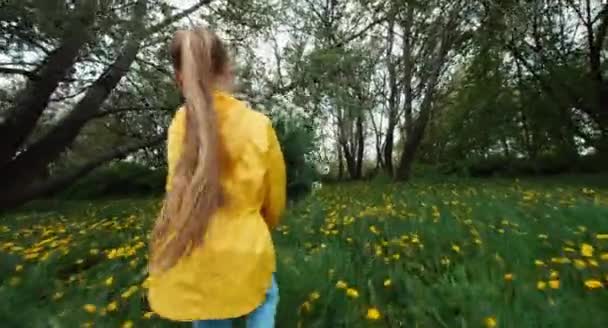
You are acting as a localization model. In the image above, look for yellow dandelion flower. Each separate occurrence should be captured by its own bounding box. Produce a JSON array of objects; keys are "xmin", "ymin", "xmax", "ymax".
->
[
  {"xmin": 535, "ymin": 260, "xmax": 545, "ymax": 266},
  {"xmin": 574, "ymin": 259, "xmax": 587, "ymax": 270},
  {"xmin": 81, "ymin": 322, "xmax": 94, "ymax": 328},
  {"xmin": 537, "ymin": 281, "xmax": 547, "ymax": 290},
  {"xmin": 584, "ymin": 279, "xmax": 603, "ymax": 289},
  {"xmin": 601, "ymin": 253, "xmax": 608, "ymax": 261},
  {"xmin": 105, "ymin": 276, "xmax": 114, "ymax": 286},
  {"xmin": 596, "ymin": 234, "xmax": 608, "ymax": 240},
  {"xmin": 384, "ymin": 279, "xmax": 392, "ymax": 287},
  {"xmin": 24, "ymin": 253, "xmax": 39, "ymax": 260},
  {"xmin": 121, "ymin": 321, "xmax": 133, "ymax": 328},
  {"xmin": 549, "ymin": 279, "xmax": 560, "ymax": 289},
  {"xmin": 581, "ymin": 243, "xmax": 594, "ymax": 257},
  {"xmin": 369, "ymin": 225, "xmax": 380, "ymax": 235},
  {"xmin": 53, "ymin": 292, "xmax": 64, "ymax": 300},
  {"xmin": 121, "ymin": 286, "xmax": 139, "ymax": 299},
  {"xmin": 451, "ymin": 244, "xmax": 461, "ymax": 253},
  {"xmin": 309, "ymin": 291, "xmax": 321, "ymax": 301},
  {"xmin": 299, "ymin": 301, "xmax": 312, "ymax": 313},
  {"xmin": 588, "ymin": 259, "xmax": 599, "ymax": 267},
  {"xmin": 106, "ymin": 301, "xmax": 118, "ymax": 312},
  {"xmin": 143, "ymin": 311, "xmax": 155, "ymax": 319},
  {"xmin": 551, "ymin": 257, "xmax": 571, "ymax": 264},
  {"xmin": 83, "ymin": 304, "xmax": 97, "ymax": 314},
  {"xmin": 504, "ymin": 273, "xmax": 514, "ymax": 281},
  {"xmin": 366, "ymin": 307, "xmax": 381, "ymax": 320},
  {"xmin": 15, "ymin": 264, "xmax": 23, "ymax": 272},
  {"xmin": 346, "ymin": 288, "xmax": 359, "ymax": 298},
  {"xmin": 336, "ymin": 280, "xmax": 348, "ymax": 289},
  {"xmin": 484, "ymin": 316, "xmax": 497, "ymax": 328},
  {"xmin": 549, "ymin": 270, "xmax": 559, "ymax": 279}
]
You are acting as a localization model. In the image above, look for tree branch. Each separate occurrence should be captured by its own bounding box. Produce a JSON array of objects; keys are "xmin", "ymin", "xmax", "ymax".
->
[
  {"xmin": 0, "ymin": 0, "xmax": 98, "ymax": 166},
  {"xmin": 0, "ymin": 67, "xmax": 33, "ymax": 77},
  {"xmin": 0, "ymin": 135, "xmax": 164, "ymax": 210}
]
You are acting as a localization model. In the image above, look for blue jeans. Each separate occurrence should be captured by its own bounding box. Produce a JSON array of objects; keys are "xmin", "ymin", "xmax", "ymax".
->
[{"xmin": 193, "ymin": 275, "xmax": 279, "ymax": 328}]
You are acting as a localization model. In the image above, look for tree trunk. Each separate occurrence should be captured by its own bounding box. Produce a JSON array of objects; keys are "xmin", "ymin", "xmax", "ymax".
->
[
  {"xmin": 0, "ymin": 0, "xmax": 98, "ymax": 166},
  {"xmin": 0, "ymin": 136, "xmax": 163, "ymax": 210},
  {"xmin": 338, "ymin": 141, "xmax": 344, "ymax": 180},
  {"xmin": 395, "ymin": 14, "xmax": 453, "ymax": 181},
  {"xmin": 382, "ymin": 10, "xmax": 400, "ymax": 177},
  {"xmin": 0, "ymin": 0, "xmax": 149, "ymax": 188},
  {"xmin": 0, "ymin": 0, "xmax": 211, "ymax": 210},
  {"xmin": 355, "ymin": 114, "xmax": 365, "ymax": 179}
]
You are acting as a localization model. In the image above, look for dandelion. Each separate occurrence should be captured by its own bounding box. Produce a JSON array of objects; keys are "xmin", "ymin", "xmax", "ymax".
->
[
  {"xmin": 309, "ymin": 291, "xmax": 320, "ymax": 301},
  {"xmin": 121, "ymin": 286, "xmax": 139, "ymax": 299},
  {"xmin": 299, "ymin": 301, "xmax": 312, "ymax": 313},
  {"xmin": 106, "ymin": 301, "xmax": 118, "ymax": 312},
  {"xmin": 504, "ymin": 273, "xmax": 514, "ymax": 281},
  {"xmin": 596, "ymin": 234, "xmax": 608, "ymax": 240},
  {"xmin": 549, "ymin": 270, "xmax": 559, "ymax": 279},
  {"xmin": 53, "ymin": 292, "xmax": 64, "ymax": 300},
  {"xmin": 369, "ymin": 225, "xmax": 380, "ymax": 235},
  {"xmin": 143, "ymin": 311, "xmax": 155, "ymax": 319},
  {"xmin": 574, "ymin": 259, "xmax": 587, "ymax": 270},
  {"xmin": 537, "ymin": 281, "xmax": 547, "ymax": 290},
  {"xmin": 484, "ymin": 316, "xmax": 497, "ymax": 328},
  {"xmin": 584, "ymin": 279, "xmax": 603, "ymax": 289},
  {"xmin": 384, "ymin": 279, "xmax": 392, "ymax": 287},
  {"xmin": 121, "ymin": 321, "xmax": 134, "ymax": 328},
  {"xmin": 551, "ymin": 257, "xmax": 571, "ymax": 264},
  {"xmin": 346, "ymin": 288, "xmax": 359, "ymax": 298},
  {"xmin": 534, "ymin": 260, "xmax": 546, "ymax": 266},
  {"xmin": 588, "ymin": 259, "xmax": 599, "ymax": 267},
  {"xmin": 581, "ymin": 243, "xmax": 594, "ymax": 257},
  {"xmin": 83, "ymin": 304, "xmax": 97, "ymax": 314},
  {"xmin": 15, "ymin": 264, "xmax": 23, "ymax": 272},
  {"xmin": 105, "ymin": 276, "xmax": 114, "ymax": 286},
  {"xmin": 441, "ymin": 257, "xmax": 451, "ymax": 266},
  {"xmin": 601, "ymin": 253, "xmax": 608, "ymax": 261},
  {"xmin": 451, "ymin": 244, "xmax": 461, "ymax": 253},
  {"xmin": 336, "ymin": 280, "xmax": 348, "ymax": 289},
  {"xmin": 549, "ymin": 279, "xmax": 560, "ymax": 289},
  {"xmin": 366, "ymin": 307, "xmax": 381, "ymax": 320}
]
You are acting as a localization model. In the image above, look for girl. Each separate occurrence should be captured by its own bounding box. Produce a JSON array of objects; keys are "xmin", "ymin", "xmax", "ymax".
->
[{"xmin": 148, "ymin": 27, "xmax": 286, "ymax": 328}]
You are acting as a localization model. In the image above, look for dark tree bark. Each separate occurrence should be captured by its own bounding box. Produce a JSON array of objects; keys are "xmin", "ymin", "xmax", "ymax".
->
[
  {"xmin": 0, "ymin": 135, "xmax": 163, "ymax": 210},
  {"xmin": 395, "ymin": 3, "xmax": 460, "ymax": 181},
  {"xmin": 0, "ymin": 0, "xmax": 211, "ymax": 210},
  {"xmin": 0, "ymin": 0, "xmax": 98, "ymax": 166}
]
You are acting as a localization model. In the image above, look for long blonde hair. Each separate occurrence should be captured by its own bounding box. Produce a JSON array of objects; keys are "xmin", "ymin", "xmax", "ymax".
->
[{"xmin": 150, "ymin": 28, "xmax": 228, "ymax": 273}]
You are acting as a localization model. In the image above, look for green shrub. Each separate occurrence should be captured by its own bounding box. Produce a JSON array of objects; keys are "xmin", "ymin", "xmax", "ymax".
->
[{"xmin": 59, "ymin": 162, "xmax": 165, "ymax": 200}]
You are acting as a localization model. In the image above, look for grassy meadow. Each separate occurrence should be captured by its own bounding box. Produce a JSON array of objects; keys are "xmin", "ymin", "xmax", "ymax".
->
[{"xmin": 1, "ymin": 177, "xmax": 608, "ymax": 327}]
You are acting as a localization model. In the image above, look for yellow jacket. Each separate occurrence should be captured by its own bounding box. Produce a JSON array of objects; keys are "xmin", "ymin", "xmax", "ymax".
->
[{"xmin": 148, "ymin": 91, "xmax": 286, "ymax": 321}]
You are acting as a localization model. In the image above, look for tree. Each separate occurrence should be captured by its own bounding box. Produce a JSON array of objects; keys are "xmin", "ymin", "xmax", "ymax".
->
[{"xmin": 0, "ymin": 0, "xmax": 270, "ymax": 209}]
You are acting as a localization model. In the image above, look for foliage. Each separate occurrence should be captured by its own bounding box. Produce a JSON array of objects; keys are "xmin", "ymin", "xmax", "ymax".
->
[
  {"xmin": 58, "ymin": 163, "xmax": 166, "ymax": 200},
  {"xmin": 1, "ymin": 178, "xmax": 608, "ymax": 326}
]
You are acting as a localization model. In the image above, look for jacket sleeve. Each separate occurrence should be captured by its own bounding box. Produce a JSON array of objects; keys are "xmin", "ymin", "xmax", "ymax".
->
[
  {"xmin": 261, "ymin": 120, "xmax": 287, "ymax": 228},
  {"xmin": 165, "ymin": 110, "xmax": 184, "ymax": 192}
]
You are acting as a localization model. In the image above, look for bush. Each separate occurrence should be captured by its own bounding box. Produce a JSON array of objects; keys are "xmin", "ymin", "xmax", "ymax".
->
[
  {"xmin": 270, "ymin": 111, "xmax": 317, "ymax": 201},
  {"xmin": 59, "ymin": 162, "xmax": 165, "ymax": 200}
]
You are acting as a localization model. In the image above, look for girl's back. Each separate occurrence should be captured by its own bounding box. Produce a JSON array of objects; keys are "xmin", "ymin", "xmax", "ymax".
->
[{"xmin": 149, "ymin": 91, "xmax": 285, "ymax": 321}]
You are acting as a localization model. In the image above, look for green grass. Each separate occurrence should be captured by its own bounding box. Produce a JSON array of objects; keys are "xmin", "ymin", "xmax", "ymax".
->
[{"xmin": 1, "ymin": 177, "xmax": 608, "ymax": 327}]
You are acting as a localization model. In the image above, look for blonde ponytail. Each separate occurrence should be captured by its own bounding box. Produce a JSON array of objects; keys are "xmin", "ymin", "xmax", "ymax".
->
[{"xmin": 150, "ymin": 28, "xmax": 227, "ymax": 273}]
